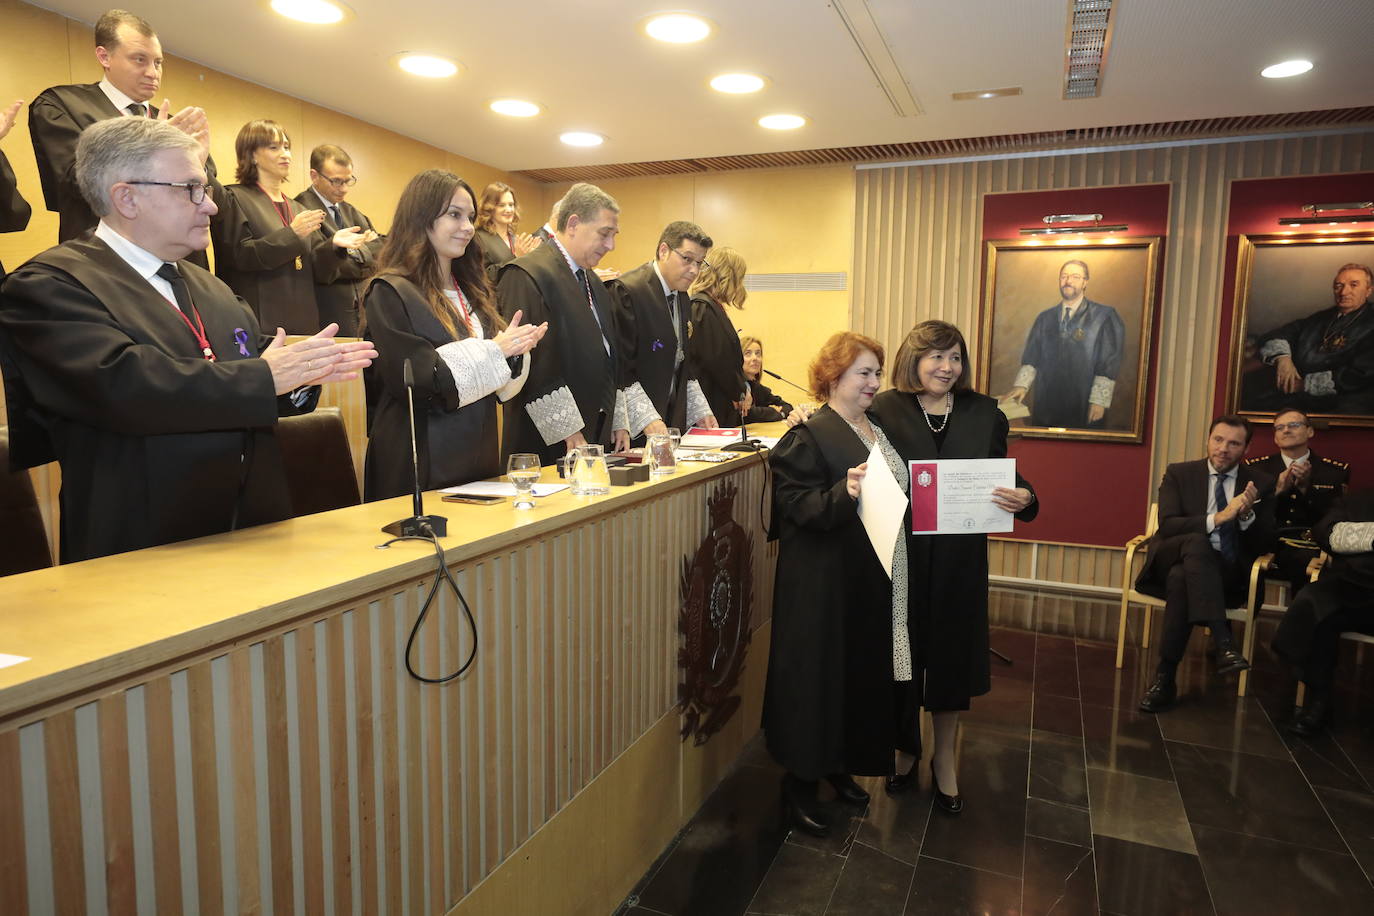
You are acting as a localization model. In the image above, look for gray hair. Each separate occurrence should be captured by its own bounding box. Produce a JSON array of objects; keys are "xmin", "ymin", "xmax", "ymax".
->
[
  {"xmin": 76, "ymin": 117, "xmax": 200, "ymax": 217},
  {"xmin": 555, "ymin": 182, "xmax": 618, "ymax": 232}
]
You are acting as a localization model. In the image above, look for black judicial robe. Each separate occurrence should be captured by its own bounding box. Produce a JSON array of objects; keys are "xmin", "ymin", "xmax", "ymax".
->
[
  {"xmin": 212, "ymin": 184, "xmax": 323, "ymax": 334},
  {"xmin": 609, "ymin": 262, "xmax": 692, "ymax": 433},
  {"xmin": 0, "ymin": 234, "xmax": 314, "ymax": 563},
  {"xmin": 293, "ymin": 189, "xmax": 383, "ymax": 336},
  {"xmin": 473, "ymin": 228, "xmax": 516, "ymax": 280},
  {"xmin": 687, "ymin": 292, "xmax": 746, "ymax": 427},
  {"xmin": 745, "ymin": 378, "xmax": 792, "ymax": 423},
  {"xmin": 0, "ymin": 149, "xmax": 31, "ymax": 272},
  {"xmin": 496, "ymin": 242, "xmax": 620, "ymax": 464},
  {"xmin": 764, "ymin": 405, "xmax": 918, "ymax": 780},
  {"xmin": 871, "ymin": 389, "xmax": 1039, "ymax": 709},
  {"xmin": 362, "ymin": 276, "xmax": 510, "ymax": 500},
  {"xmin": 27, "ymin": 83, "xmax": 218, "ymax": 268}
]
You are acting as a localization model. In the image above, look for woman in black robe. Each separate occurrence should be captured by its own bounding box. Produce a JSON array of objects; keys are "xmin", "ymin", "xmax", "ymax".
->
[
  {"xmin": 765, "ymin": 331, "xmax": 918, "ymax": 837},
  {"xmin": 361, "ymin": 170, "xmax": 546, "ymax": 500},
  {"xmin": 687, "ymin": 247, "xmax": 749, "ymax": 426},
  {"xmin": 871, "ymin": 320, "xmax": 1038, "ymax": 814},
  {"xmin": 471, "ymin": 181, "xmax": 537, "ymax": 280},
  {"xmin": 741, "ymin": 335, "xmax": 794, "ymax": 422}
]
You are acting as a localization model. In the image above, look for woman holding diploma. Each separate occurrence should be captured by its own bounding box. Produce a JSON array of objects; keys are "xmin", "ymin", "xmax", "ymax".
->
[
  {"xmin": 871, "ymin": 320, "xmax": 1037, "ymax": 815},
  {"xmin": 764, "ymin": 332, "xmax": 918, "ymax": 837}
]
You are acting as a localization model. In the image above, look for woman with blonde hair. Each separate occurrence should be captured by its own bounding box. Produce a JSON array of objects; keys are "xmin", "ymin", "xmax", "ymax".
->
[{"xmin": 687, "ymin": 246, "xmax": 750, "ymax": 425}]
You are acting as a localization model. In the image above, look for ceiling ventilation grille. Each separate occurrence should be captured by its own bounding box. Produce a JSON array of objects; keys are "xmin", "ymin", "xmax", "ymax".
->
[{"xmin": 1064, "ymin": 0, "xmax": 1117, "ymax": 99}]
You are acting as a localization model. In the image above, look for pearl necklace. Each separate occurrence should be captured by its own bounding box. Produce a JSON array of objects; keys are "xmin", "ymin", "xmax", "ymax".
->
[{"xmin": 919, "ymin": 392, "xmax": 952, "ymax": 433}]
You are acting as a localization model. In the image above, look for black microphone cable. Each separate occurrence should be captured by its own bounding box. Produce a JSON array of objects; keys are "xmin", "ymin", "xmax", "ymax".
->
[{"xmin": 380, "ymin": 521, "xmax": 480, "ymax": 684}]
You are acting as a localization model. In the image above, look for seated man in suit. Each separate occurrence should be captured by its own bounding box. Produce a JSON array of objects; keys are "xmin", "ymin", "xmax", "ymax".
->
[
  {"xmin": 0, "ymin": 117, "xmax": 376, "ymax": 563},
  {"xmin": 28, "ymin": 8, "xmax": 218, "ymax": 259},
  {"xmin": 496, "ymin": 183, "xmax": 629, "ymax": 465},
  {"xmin": 609, "ymin": 220, "xmax": 719, "ymax": 443},
  {"xmin": 1272, "ymin": 488, "xmax": 1374, "ymax": 737},
  {"xmin": 1244, "ymin": 407, "xmax": 1349, "ymax": 595},
  {"xmin": 294, "ymin": 144, "xmax": 383, "ymax": 335},
  {"xmin": 1136, "ymin": 415, "xmax": 1277, "ymax": 712}
]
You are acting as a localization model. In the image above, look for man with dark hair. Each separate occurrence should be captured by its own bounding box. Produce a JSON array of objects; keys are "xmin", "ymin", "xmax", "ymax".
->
[
  {"xmin": 609, "ymin": 220, "xmax": 719, "ymax": 442},
  {"xmin": 497, "ymin": 182, "xmax": 629, "ymax": 463},
  {"xmin": 1244, "ymin": 407, "xmax": 1349, "ymax": 595},
  {"xmin": 28, "ymin": 8, "xmax": 219, "ymax": 266},
  {"xmin": 1135, "ymin": 415, "xmax": 1277, "ymax": 712},
  {"xmin": 1243, "ymin": 263, "xmax": 1374, "ymax": 414},
  {"xmin": 1000, "ymin": 258, "xmax": 1126, "ymax": 428},
  {"xmin": 293, "ymin": 144, "xmax": 382, "ymax": 335},
  {"xmin": 0, "ymin": 117, "xmax": 375, "ymax": 563}
]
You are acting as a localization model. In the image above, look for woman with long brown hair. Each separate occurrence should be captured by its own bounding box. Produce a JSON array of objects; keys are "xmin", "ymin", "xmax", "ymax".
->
[
  {"xmin": 472, "ymin": 181, "xmax": 538, "ymax": 274},
  {"xmin": 361, "ymin": 169, "xmax": 547, "ymax": 499},
  {"xmin": 687, "ymin": 246, "xmax": 750, "ymax": 425}
]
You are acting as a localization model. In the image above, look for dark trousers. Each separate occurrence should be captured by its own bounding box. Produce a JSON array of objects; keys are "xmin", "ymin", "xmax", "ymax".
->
[
  {"xmin": 1154, "ymin": 533, "xmax": 1246, "ymax": 667},
  {"xmin": 1273, "ymin": 577, "xmax": 1374, "ymax": 692}
]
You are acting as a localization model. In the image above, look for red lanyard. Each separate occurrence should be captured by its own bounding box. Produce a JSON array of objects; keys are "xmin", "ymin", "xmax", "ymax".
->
[
  {"xmin": 450, "ymin": 273, "xmax": 476, "ymax": 330},
  {"xmin": 267, "ymin": 196, "xmax": 293, "ymax": 228},
  {"xmin": 168, "ymin": 298, "xmax": 215, "ymax": 361}
]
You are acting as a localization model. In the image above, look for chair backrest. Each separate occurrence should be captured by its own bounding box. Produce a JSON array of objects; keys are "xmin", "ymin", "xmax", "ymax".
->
[
  {"xmin": 0, "ymin": 426, "xmax": 54, "ymax": 575},
  {"xmin": 1144, "ymin": 502, "xmax": 1159, "ymax": 538},
  {"xmin": 274, "ymin": 408, "xmax": 362, "ymax": 517}
]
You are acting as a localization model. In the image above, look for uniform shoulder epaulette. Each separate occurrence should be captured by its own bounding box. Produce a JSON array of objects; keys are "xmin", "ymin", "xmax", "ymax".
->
[
  {"xmin": 1244, "ymin": 455, "xmax": 1271, "ymax": 465},
  {"xmin": 1317, "ymin": 456, "xmax": 1349, "ymax": 469}
]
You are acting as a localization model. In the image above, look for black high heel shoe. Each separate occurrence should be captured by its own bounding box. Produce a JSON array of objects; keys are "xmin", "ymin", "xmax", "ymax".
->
[
  {"xmin": 826, "ymin": 772, "xmax": 870, "ymax": 805},
  {"xmin": 930, "ymin": 761, "xmax": 963, "ymax": 816},
  {"xmin": 781, "ymin": 774, "xmax": 830, "ymax": 837},
  {"xmin": 885, "ymin": 764, "xmax": 916, "ymax": 795}
]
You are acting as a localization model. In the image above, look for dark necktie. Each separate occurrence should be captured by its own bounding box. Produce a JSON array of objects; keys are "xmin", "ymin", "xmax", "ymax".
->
[
  {"xmin": 126, "ymin": 102, "xmax": 147, "ymax": 117},
  {"xmin": 1214, "ymin": 473, "xmax": 1239, "ymax": 564},
  {"xmin": 1061, "ymin": 306, "xmax": 1072, "ymax": 333},
  {"xmin": 329, "ymin": 204, "xmax": 341, "ymax": 226},
  {"xmin": 156, "ymin": 261, "xmax": 194, "ymax": 314}
]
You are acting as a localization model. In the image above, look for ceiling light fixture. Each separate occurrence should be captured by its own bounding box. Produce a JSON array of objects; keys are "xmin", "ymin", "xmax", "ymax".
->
[
  {"xmin": 758, "ymin": 114, "xmax": 805, "ymax": 130},
  {"xmin": 710, "ymin": 73, "xmax": 766, "ymax": 94},
  {"xmin": 396, "ymin": 54, "xmax": 459, "ymax": 78},
  {"xmin": 952, "ymin": 87, "xmax": 1022, "ymax": 101},
  {"xmin": 1063, "ymin": 0, "xmax": 1118, "ymax": 99},
  {"xmin": 1020, "ymin": 213, "xmax": 1127, "ymax": 236},
  {"xmin": 1261, "ymin": 59, "xmax": 1313, "ymax": 79},
  {"xmin": 269, "ymin": 0, "xmax": 348, "ymax": 24},
  {"xmin": 560, "ymin": 131, "xmax": 605, "ymax": 147},
  {"xmin": 490, "ymin": 99, "xmax": 541, "ymax": 118},
  {"xmin": 645, "ymin": 13, "xmax": 712, "ymax": 44},
  {"xmin": 1278, "ymin": 201, "xmax": 1374, "ymax": 227}
]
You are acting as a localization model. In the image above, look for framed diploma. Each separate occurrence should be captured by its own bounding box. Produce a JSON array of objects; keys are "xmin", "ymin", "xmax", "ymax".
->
[{"xmin": 909, "ymin": 458, "xmax": 1016, "ymax": 535}]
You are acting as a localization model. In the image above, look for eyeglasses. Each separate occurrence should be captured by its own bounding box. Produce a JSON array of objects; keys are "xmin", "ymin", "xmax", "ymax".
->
[
  {"xmin": 322, "ymin": 175, "xmax": 358, "ymax": 188},
  {"xmin": 125, "ymin": 180, "xmax": 213, "ymax": 204},
  {"xmin": 671, "ymin": 248, "xmax": 709, "ymax": 269},
  {"xmin": 1274, "ymin": 421, "xmax": 1309, "ymax": 431}
]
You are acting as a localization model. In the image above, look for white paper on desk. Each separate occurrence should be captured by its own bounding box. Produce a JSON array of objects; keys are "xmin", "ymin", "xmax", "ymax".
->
[
  {"xmin": 0, "ymin": 653, "xmax": 30, "ymax": 670},
  {"xmin": 439, "ymin": 481, "xmax": 570, "ymax": 498},
  {"xmin": 909, "ymin": 458, "xmax": 1015, "ymax": 535},
  {"xmin": 858, "ymin": 443, "xmax": 905, "ymax": 579}
]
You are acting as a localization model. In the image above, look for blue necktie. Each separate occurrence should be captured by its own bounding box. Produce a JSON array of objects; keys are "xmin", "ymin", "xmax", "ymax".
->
[{"xmin": 1214, "ymin": 473, "xmax": 1238, "ymax": 564}]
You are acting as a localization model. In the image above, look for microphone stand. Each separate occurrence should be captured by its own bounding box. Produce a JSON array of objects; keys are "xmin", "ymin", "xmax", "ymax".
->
[
  {"xmin": 383, "ymin": 358, "xmax": 448, "ymax": 537},
  {"xmin": 761, "ymin": 368, "xmax": 811, "ymax": 396},
  {"xmin": 722, "ymin": 388, "xmax": 762, "ymax": 453}
]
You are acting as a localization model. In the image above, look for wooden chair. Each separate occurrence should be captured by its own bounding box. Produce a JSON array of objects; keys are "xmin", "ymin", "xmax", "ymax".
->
[
  {"xmin": 1116, "ymin": 503, "xmax": 1272, "ymax": 696},
  {"xmin": 274, "ymin": 407, "xmax": 362, "ymax": 517}
]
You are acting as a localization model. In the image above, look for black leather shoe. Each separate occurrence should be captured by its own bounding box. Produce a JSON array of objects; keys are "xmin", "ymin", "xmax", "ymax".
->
[
  {"xmin": 1138, "ymin": 677, "xmax": 1177, "ymax": 713},
  {"xmin": 1289, "ymin": 697, "xmax": 1332, "ymax": 738},
  {"xmin": 826, "ymin": 772, "xmax": 870, "ymax": 805},
  {"xmin": 885, "ymin": 766, "xmax": 916, "ymax": 795},
  {"xmin": 781, "ymin": 774, "xmax": 830, "ymax": 837},
  {"xmin": 1214, "ymin": 648, "xmax": 1251, "ymax": 676},
  {"xmin": 930, "ymin": 761, "xmax": 963, "ymax": 815}
]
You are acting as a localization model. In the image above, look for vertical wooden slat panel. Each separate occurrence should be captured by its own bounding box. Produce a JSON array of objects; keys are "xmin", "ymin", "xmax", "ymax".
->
[
  {"xmin": 261, "ymin": 636, "xmax": 294, "ymax": 914},
  {"xmin": 99, "ymin": 693, "xmax": 137, "ymax": 914},
  {"xmin": 0, "ymin": 729, "xmax": 26, "ymax": 914},
  {"xmin": 353, "ymin": 605, "xmax": 379, "ymax": 913},
  {"xmin": 325, "ymin": 614, "xmax": 352, "ymax": 916},
  {"xmin": 295, "ymin": 625, "xmax": 325, "ymax": 916},
  {"xmin": 423, "ymin": 579, "xmax": 444, "ymax": 912},
  {"xmin": 377, "ymin": 595, "xmax": 402, "ymax": 912},
  {"xmin": 143, "ymin": 678, "xmax": 184, "ymax": 915},
  {"xmin": 187, "ymin": 661, "xmax": 222, "ymax": 916},
  {"xmin": 43, "ymin": 709, "xmax": 84, "ymax": 915},
  {"xmin": 228, "ymin": 648, "xmax": 261, "ymax": 912},
  {"xmin": 403, "ymin": 585, "xmax": 425, "ymax": 915}
]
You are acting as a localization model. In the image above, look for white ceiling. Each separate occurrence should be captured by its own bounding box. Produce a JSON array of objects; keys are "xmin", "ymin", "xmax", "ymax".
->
[{"xmin": 29, "ymin": 0, "xmax": 1374, "ymax": 173}]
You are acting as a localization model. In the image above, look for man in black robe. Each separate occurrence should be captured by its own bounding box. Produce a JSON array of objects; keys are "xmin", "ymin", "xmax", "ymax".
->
[
  {"xmin": 608, "ymin": 220, "xmax": 719, "ymax": 444},
  {"xmin": 1243, "ymin": 263, "xmax": 1374, "ymax": 415},
  {"xmin": 293, "ymin": 144, "xmax": 383, "ymax": 336},
  {"xmin": 0, "ymin": 117, "xmax": 375, "ymax": 563},
  {"xmin": 496, "ymin": 182, "xmax": 628, "ymax": 465},
  {"xmin": 1272, "ymin": 488, "xmax": 1374, "ymax": 737},
  {"xmin": 1000, "ymin": 259, "xmax": 1126, "ymax": 428},
  {"xmin": 28, "ymin": 8, "xmax": 219, "ymax": 267}
]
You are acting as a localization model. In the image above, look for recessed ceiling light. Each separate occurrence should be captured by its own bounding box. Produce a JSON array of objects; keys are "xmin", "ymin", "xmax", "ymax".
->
[
  {"xmin": 270, "ymin": 0, "xmax": 348, "ymax": 24},
  {"xmin": 710, "ymin": 73, "xmax": 766, "ymax": 94},
  {"xmin": 645, "ymin": 13, "xmax": 712, "ymax": 44},
  {"xmin": 396, "ymin": 54, "xmax": 460, "ymax": 78},
  {"xmin": 758, "ymin": 114, "xmax": 805, "ymax": 130},
  {"xmin": 561, "ymin": 131, "xmax": 605, "ymax": 147},
  {"xmin": 490, "ymin": 99, "xmax": 541, "ymax": 118},
  {"xmin": 951, "ymin": 87, "xmax": 1022, "ymax": 101},
  {"xmin": 1261, "ymin": 59, "xmax": 1313, "ymax": 79}
]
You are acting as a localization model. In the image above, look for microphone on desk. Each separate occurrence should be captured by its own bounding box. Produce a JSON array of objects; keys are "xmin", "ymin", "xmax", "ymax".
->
[
  {"xmin": 722, "ymin": 386, "xmax": 762, "ymax": 452},
  {"xmin": 382, "ymin": 358, "xmax": 448, "ymax": 538},
  {"xmin": 761, "ymin": 368, "xmax": 811, "ymax": 395}
]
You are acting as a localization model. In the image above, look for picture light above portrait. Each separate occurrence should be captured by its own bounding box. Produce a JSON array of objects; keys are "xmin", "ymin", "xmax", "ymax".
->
[
  {"xmin": 1020, "ymin": 214, "xmax": 1129, "ymax": 236},
  {"xmin": 1278, "ymin": 202, "xmax": 1374, "ymax": 228}
]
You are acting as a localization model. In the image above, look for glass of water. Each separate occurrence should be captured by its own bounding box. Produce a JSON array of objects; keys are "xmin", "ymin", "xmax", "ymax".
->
[
  {"xmin": 506, "ymin": 453, "xmax": 541, "ymax": 509},
  {"xmin": 667, "ymin": 427, "xmax": 681, "ymax": 456}
]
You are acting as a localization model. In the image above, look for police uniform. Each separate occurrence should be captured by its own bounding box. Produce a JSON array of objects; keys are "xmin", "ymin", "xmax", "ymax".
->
[{"xmin": 1245, "ymin": 451, "xmax": 1350, "ymax": 593}]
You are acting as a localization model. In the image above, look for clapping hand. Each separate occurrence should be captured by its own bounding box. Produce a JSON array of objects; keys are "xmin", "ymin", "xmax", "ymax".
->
[
  {"xmin": 0, "ymin": 100, "xmax": 21, "ymax": 143},
  {"xmin": 261, "ymin": 323, "xmax": 378, "ymax": 394}
]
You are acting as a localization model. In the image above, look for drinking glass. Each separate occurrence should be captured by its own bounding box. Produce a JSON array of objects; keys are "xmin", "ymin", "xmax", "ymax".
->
[
  {"xmin": 573, "ymin": 444, "xmax": 610, "ymax": 496},
  {"xmin": 647, "ymin": 433, "xmax": 676, "ymax": 476},
  {"xmin": 506, "ymin": 453, "xmax": 541, "ymax": 509},
  {"xmin": 667, "ymin": 427, "xmax": 682, "ymax": 455}
]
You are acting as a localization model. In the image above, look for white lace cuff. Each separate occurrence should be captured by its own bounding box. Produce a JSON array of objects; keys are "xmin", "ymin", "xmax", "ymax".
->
[
  {"xmin": 622, "ymin": 382, "xmax": 660, "ymax": 436},
  {"xmin": 526, "ymin": 386, "xmax": 584, "ymax": 445},
  {"xmin": 435, "ymin": 338, "xmax": 513, "ymax": 409},
  {"xmin": 1089, "ymin": 375, "xmax": 1115, "ymax": 408},
  {"xmin": 1329, "ymin": 521, "xmax": 1374, "ymax": 554},
  {"xmin": 1260, "ymin": 339, "xmax": 1292, "ymax": 363},
  {"xmin": 686, "ymin": 379, "xmax": 711, "ymax": 427},
  {"xmin": 1305, "ymin": 370, "xmax": 1336, "ymax": 397},
  {"xmin": 614, "ymin": 388, "xmax": 629, "ymax": 433},
  {"xmin": 1013, "ymin": 364, "xmax": 1036, "ymax": 390},
  {"xmin": 497, "ymin": 354, "xmax": 530, "ymax": 403}
]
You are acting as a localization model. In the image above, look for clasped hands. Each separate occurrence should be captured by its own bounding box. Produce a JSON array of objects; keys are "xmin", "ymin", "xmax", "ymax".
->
[
  {"xmin": 1216, "ymin": 481, "xmax": 1260, "ymax": 525},
  {"xmin": 262, "ymin": 323, "xmax": 377, "ymax": 394},
  {"xmin": 1275, "ymin": 458, "xmax": 1311, "ymax": 494}
]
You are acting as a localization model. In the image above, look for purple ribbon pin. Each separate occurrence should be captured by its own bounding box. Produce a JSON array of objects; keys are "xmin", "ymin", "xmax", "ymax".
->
[
  {"xmin": 652, "ymin": 339, "xmax": 665, "ymax": 352},
  {"xmin": 233, "ymin": 328, "xmax": 250, "ymax": 357}
]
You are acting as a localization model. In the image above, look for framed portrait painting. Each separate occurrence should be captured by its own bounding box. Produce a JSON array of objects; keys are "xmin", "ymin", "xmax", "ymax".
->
[
  {"xmin": 979, "ymin": 237, "xmax": 1161, "ymax": 443},
  {"xmin": 1228, "ymin": 232, "xmax": 1374, "ymax": 427}
]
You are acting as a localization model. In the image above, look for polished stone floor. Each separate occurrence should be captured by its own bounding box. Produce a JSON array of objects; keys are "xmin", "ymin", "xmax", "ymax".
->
[{"xmin": 616, "ymin": 597, "xmax": 1374, "ymax": 916}]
